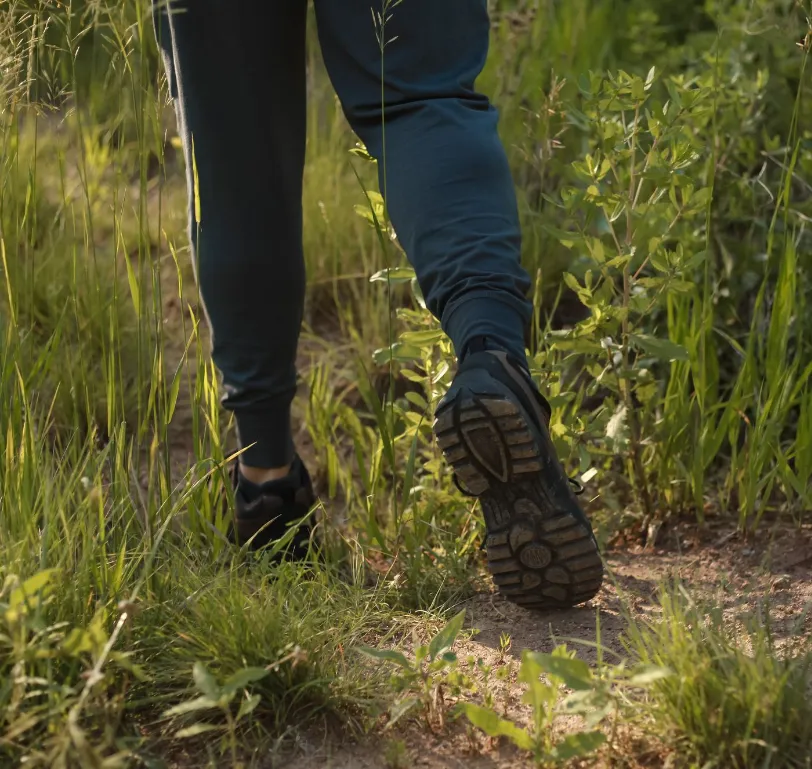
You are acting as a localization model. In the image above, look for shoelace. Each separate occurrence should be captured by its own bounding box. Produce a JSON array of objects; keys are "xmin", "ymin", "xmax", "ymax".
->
[{"xmin": 452, "ymin": 473, "xmax": 584, "ymax": 498}]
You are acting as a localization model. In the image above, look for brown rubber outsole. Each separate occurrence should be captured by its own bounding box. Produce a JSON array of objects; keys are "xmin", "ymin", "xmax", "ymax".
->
[{"xmin": 434, "ymin": 392, "xmax": 603, "ymax": 610}]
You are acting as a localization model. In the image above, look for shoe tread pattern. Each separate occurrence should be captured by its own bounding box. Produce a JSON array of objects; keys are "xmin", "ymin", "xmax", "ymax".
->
[{"xmin": 435, "ymin": 393, "xmax": 603, "ymax": 609}]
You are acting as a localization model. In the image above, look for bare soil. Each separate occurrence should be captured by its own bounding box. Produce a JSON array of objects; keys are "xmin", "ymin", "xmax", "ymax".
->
[{"xmin": 274, "ymin": 521, "xmax": 812, "ymax": 769}]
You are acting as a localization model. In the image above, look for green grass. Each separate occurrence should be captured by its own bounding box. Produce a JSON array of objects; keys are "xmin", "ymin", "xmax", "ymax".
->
[
  {"xmin": 625, "ymin": 585, "xmax": 812, "ymax": 768},
  {"xmin": 1, "ymin": 0, "xmax": 812, "ymax": 765}
]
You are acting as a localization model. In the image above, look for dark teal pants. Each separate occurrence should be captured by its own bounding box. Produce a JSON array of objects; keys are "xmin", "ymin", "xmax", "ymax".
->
[{"xmin": 155, "ymin": 0, "xmax": 532, "ymax": 468}]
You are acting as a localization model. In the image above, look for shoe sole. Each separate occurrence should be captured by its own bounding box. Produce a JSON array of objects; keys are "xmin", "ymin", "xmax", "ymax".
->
[{"xmin": 434, "ymin": 389, "xmax": 603, "ymax": 610}]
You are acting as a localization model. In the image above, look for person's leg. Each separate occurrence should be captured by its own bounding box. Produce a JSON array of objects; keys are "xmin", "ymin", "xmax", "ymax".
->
[
  {"xmin": 314, "ymin": 0, "xmax": 602, "ymax": 607},
  {"xmin": 154, "ymin": 0, "xmax": 307, "ymax": 480},
  {"xmin": 313, "ymin": 0, "xmax": 531, "ymax": 364}
]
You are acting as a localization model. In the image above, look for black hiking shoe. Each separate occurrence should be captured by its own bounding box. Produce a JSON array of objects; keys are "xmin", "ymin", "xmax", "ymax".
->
[
  {"xmin": 229, "ymin": 455, "xmax": 317, "ymax": 558},
  {"xmin": 434, "ymin": 339, "xmax": 603, "ymax": 609}
]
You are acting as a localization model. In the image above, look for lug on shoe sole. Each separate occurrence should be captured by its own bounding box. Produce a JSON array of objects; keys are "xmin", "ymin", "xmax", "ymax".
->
[{"xmin": 434, "ymin": 392, "xmax": 603, "ymax": 610}]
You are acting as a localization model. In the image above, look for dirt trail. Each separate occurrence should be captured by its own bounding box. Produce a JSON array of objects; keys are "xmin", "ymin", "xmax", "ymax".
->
[{"xmin": 279, "ymin": 525, "xmax": 812, "ymax": 769}]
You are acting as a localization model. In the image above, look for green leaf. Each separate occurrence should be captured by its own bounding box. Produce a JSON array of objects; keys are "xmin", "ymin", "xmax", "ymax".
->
[
  {"xmin": 519, "ymin": 652, "xmax": 557, "ymax": 721},
  {"xmin": 349, "ymin": 143, "xmax": 374, "ymax": 162},
  {"xmin": 563, "ymin": 686, "xmax": 614, "ymax": 719},
  {"xmin": 8, "ymin": 569, "xmax": 60, "ymax": 612},
  {"xmin": 542, "ymin": 223, "xmax": 583, "ymax": 249},
  {"xmin": 636, "ymin": 381, "xmax": 659, "ymax": 404},
  {"xmin": 175, "ymin": 723, "xmax": 222, "ymax": 739},
  {"xmin": 529, "ymin": 652, "xmax": 593, "ymax": 690},
  {"xmin": 191, "ymin": 137, "xmax": 201, "ymax": 224},
  {"xmin": 631, "ymin": 76, "xmax": 647, "ymax": 100},
  {"xmin": 628, "ymin": 665, "xmax": 671, "ymax": 686},
  {"xmin": 588, "ymin": 238, "xmax": 605, "ymax": 264},
  {"xmin": 354, "ymin": 192, "xmax": 386, "ymax": 227},
  {"xmin": 63, "ymin": 628, "xmax": 93, "ymax": 656},
  {"xmin": 110, "ymin": 651, "xmax": 150, "ymax": 682},
  {"xmin": 166, "ymin": 366, "xmax": 183, "ymax": 424},
  {"xmin": 404, "ymin": 391, "xmax": 428, "ymax": 411},
  {"xmin": 666, "ymin": 279, "xmax": 696, "ymax": 294},
  {"xmin": 549, "ymin": 338, "xmax": 604, "ymax": 354},
  {"xmin": 369, "ymin": 266, "xmax": 415, "ymax": 284},
  {"xmin": 638, "ymin": 276, "xmax": 694, "ymax": 295},
  {"xmin": 356, "ymin": 647, "xmax": 412, "ymax": 670},
  {"xmin": 122, "ymin": 249, "xmax": 141, "ymax": 316},
  {"xmin": 399, "ymin": 329, "xmax": 445, "ymax": 347},
  {"xmin": 460, "ymin": 703, "xmax": 534, "ymax": 751},
  {"xmin": 665, "ymin": 79, "xmax": 682, "ymax": 111},
  {"xmin": 387, "ymin": 696, "xmax": 420, "ymax": 728},
  {"xmin": 563, "ymin": 690, "xmax": 615, "ymax": 726},
  {"xmin": 636, "ymin": 277, "xmax": 667, "ymax": 291},
  {"xmin": 550, "ymin": 730, "xmax": 607, "ymax": 761},
  {"xmin": 629, "ymin": 333, "xmax": 689, "ymax": 362},
  {"xmin": 373, "ymin": 342, "xmax": 423, "ymax": 365},
  {"xmin": 606, "ymin": 253, "xmax": 632, "ymax": 269},
  {"xmin": 192, "ymin": 662, "xmax": 220, "ymax": 699},
  {"xmin": 428, "ymin": 609, "xmax": 466, "ymax": 661},
  {"xmin": 164, "ymin": 695, "xmax": 219, "ymax": 717},
  {"xmin": 354, "ymin": 204, "xmax": 376, "ymax": 224},
  {"xmin": 401, "ymin": 369, "xmax": 426, "ymax": 384},
  {"xmin": 222, "ymin": 667, "xmax": 268, "ymax": 696},
  {"xmin": 236, "ymin": 693, "xmax": 262, "ymax": 721},
  {"xmin": 547, "ymin": 392, "xmax": 576, "ymax": 409},
  {"xmin": 689, "ymin": 187, "xmax": 712, "ymax": 211},
  {"xmin": 562, "ymin": 272, "xmax": 583, "ymax": 295},
  {"xmin": 410, "ymin": 276, "xmax": 427, "ymax": 309},
  {"xmin": 400, "ymin": 430, "xmax": 421, "ymax": 520},
  {"xmin": 366, "ymin": 190, "xmax": 385, "ymax": 206},
  {"xmin": 681, "ymin": 249, "xmax": 708, "ymax": 271},
  {"xmin": 585, "ymin": 701, "xmax": 616, "ymax": 728}
]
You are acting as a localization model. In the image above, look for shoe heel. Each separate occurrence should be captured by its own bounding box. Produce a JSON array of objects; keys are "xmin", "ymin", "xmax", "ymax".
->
[
  {"xmin": 434, "ymin": 391, "xmax": 544, "ymax": 495},
  {"xmin": 434, "ymin": 388, "xmax": 603, "ymax": 610}
]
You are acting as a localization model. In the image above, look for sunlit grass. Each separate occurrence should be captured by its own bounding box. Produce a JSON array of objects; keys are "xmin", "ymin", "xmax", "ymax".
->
[{"xmin": 0, "ymin": 0, "xmax": 810, "ymax": 765}]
